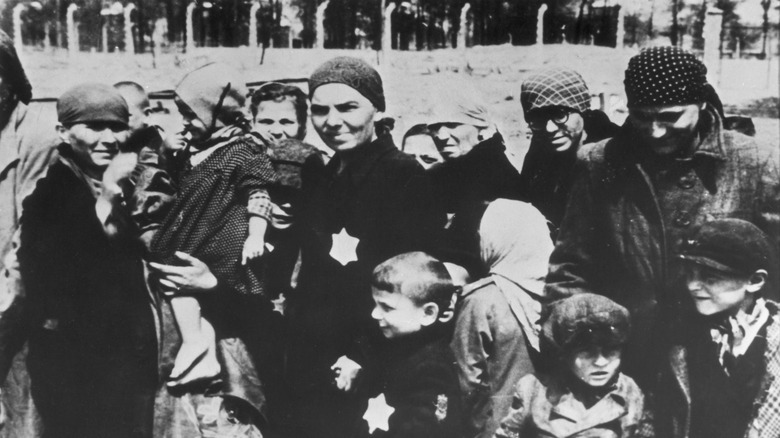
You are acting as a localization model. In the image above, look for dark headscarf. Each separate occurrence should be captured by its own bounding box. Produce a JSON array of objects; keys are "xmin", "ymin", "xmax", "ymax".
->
[
  {"xmin": 57, "ymin": 83, "xmax": 129, "ymax": 127},
  {"xmin": 0, "ymin": 29, "xmax": 32, "ymax": 104},
  {"xmin": 624, "ymin": 46, "xmax": 708, "ymax": 108}
]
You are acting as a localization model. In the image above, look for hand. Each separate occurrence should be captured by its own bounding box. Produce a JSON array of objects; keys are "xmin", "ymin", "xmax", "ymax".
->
[
  {"xmin": 148, "ymin": 251, "xmax": 219, "ymax": 294},
  {"xmin": 101, "ymin": 152, "xmax": 138, "ymax": 197},
  {"xmin": 330, "ymin": 355, "xmax": 362, "ymax": 393},
  {"xmin": 241, "ymin": 234, "xmax": 266, "ymax": 265}
]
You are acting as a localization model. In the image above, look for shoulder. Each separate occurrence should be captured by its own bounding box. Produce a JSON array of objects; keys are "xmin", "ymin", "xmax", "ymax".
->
[
  {"xmin": 721, "ymin": 129, "xmax": 777, "ymax": 167},
  {"xmin": 460, "ymin": 276, "xmax": 498, "ymax": 300},
  {"xmin": 576, "ymin": 137, "xmax": 609, "ymax": 164}
]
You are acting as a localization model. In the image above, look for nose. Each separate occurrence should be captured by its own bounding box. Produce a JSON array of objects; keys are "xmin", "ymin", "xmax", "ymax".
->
[
  {"xmin": 686, "ymin": 266, "xmax": 704, "ymax": 292},
  {"xmin": 593, "ymin": 352, "xmax": 610, "ymax": 367},
  {"xmin": 371, "ymin": 306, "xmax": 382, "ymax": 321},
  {"xmin": 545, "ymin": 119, "xmax": 558, "ymax": 133},
  {"xmin": 269, "ymin": 123, "xmax": 284, "ymax": 138},
  {"xmin": 324, "ymin": 111, "xmax": 342, "ymax": 129},
  {"xmin": 99, "ymin": 127, "xmax": 118, "ymax": 144},
  {"xmin": 650, "ymin": 121, "xmax": 667, "ymax": 139},
  {"xmin": 434, "ymin": 126, "xmax": 450, "ymax": 142}
]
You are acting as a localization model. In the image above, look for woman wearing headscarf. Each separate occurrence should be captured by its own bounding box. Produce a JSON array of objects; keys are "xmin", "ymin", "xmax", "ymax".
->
[
  {"xmin": 518, "ymin": 67, "xmax": 619, "ymax": 229},
  {"xmin": 283, "ymin": 56, "xmax": 443, "ymax": 438},
  {"xmin": 451, "ymin": 199, "xmax": 553, "ymax": 438}
]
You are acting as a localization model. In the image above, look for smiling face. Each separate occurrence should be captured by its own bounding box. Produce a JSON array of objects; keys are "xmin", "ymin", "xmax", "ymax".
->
[
  {"xmin": 526, "ymin": 107, "xmax": 585, "ymax": 153},
  {"xmin": 628, "ymin": 103, "xmax": 701, "ymax": 157},
  {"xmin": 310, "ymin": 83, "xmax": 378, "ymax": 154},
  {"xmin": 683, "ymin": 264, "xmax": 763, "ymax": 316},
  {"xmin": 567, "ymin": 346, "xmax": 622, "ymax": 388},
  {"xmin": 253, "ymin": 99, "xmax": 302, "ymax": 143},
  {"xmin": 371, "ymin": 287, "xmax": 436, "ymax": 339},
  {"xmin": 429, "ymin": 122, "xmax": 481, "ymax": 160},
  {"xmin": 58, "ymin": 121, "xmax": 129, "ymax": 179}
]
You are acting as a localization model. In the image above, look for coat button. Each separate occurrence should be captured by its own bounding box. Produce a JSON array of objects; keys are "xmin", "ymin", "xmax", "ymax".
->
[
  {"xmin": 673, "ymin": 213, "xmax": 692, "ymax": 227},
  {"xmin": 678, "ymin": 175, "xmax": 696, "ymax": 189}
]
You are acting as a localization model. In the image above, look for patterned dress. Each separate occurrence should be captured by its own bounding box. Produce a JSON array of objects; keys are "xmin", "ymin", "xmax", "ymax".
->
[{"xmin": 151, "ymin": 133, "xmax": 277, "ymax": 296}]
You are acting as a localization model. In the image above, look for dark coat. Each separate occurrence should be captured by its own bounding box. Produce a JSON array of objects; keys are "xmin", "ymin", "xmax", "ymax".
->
[
  {"xmin": 355, "ymin": 330, "xmax": 463, "ymax": 438},
  {"xmin": 519, "ymin": 109, "xmax": 620, "ymax": 228},
  {"xmin": 656, "ymin": 300, "xmax": 780, "ymax": 438},
  {"xmin": 544, "ymin": 107, "xmax": 780, "ymax": 387},
  {"xmin": 18, "ymin": 158, "xmax": 158, "ymax": 438}
]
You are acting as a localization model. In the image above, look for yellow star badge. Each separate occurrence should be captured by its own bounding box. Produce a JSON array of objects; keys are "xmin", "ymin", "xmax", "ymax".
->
[
  {"xmin": 330, "ymin": 228, "xmax": 359, "ymax": 266},
  {"xmin": 363, "ymin": 393, "xmax": 394, "ymax": 434}
]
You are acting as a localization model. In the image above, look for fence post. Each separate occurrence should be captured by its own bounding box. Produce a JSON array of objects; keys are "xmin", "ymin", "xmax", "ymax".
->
[{"xmin": 703, "ymin": 7, "xmax": 723, "ymax": 86}]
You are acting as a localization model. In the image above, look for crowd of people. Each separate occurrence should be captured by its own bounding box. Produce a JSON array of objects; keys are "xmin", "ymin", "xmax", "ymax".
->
[{"xmin": 0, "ymin": 27, "xmax": 779, "ymax": 438}]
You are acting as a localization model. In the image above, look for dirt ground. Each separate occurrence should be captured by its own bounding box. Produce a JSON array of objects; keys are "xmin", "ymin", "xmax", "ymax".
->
[{"xmin": 20, "ymin": 44, "xmax": 780, "ymax": 157}]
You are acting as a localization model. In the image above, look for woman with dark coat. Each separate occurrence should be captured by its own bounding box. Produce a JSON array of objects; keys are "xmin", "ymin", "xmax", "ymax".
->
[{"xmin": 518, "ymin": 67, "xmax": 620, "ymax": 229}]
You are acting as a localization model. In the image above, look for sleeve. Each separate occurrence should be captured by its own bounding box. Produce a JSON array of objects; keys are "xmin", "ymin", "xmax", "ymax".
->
[
  {"xmin": 493, "ymin": 376, "xmax": 534, "ymax": 438},
  {"xmin": 246, "ymin": 189, "xmax": 272, "ymax": 221},
  {"xmin": 543, "ymin": 156, "xmax": 601, "ymax": 299},
  {"xmin": 127, "ymin": 162, "xmax": 176, "ymax": 239},
  {"xmin": 236, "ymin": 145, "xmax": 278, "ymax": 202},
  {"xmin": 451, "ymin": 293, "xmax": 494, "ymax": 435}
]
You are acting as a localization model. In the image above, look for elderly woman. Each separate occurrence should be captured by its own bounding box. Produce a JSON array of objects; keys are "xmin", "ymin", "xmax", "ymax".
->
[
  {"xmin": 284, "ymin": 56, "xmax": 443, "ymax": 438},
  {"xmin": 518, "ymin": 67, "xmax": 619, "ymax": 228},
  {"xmin": 451, "ymin": 199, "xmax": 553, "ymax": 438},
  {"xmin": 18, "ymin": 83, "xmax": 157, "ymax": 438}
]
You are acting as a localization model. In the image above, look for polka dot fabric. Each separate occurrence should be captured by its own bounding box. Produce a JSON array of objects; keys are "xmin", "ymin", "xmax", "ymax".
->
[
  {"xmin": 520, "ymin": 67, "xmax": 591, "ymax": 114},
  {"xmin": 624, "ymin": 46, "xmax": 708, "ymax": 108}
]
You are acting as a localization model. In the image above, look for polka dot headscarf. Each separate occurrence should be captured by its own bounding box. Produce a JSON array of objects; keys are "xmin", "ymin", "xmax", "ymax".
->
[{"xmin": 624, "ymin": 46, "xmax": 708, "ymax": 108}]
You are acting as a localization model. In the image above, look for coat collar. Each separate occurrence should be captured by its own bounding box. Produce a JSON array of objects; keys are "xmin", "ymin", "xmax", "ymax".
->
[{"xmin": 326, "ymin": 134, "xmax": 397, "ymax": 185}]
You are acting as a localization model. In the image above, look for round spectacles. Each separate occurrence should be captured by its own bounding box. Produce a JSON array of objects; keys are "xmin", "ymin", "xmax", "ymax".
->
[{"xmin": 527, "ymin": 108, "xmax": 572, "ymax": 132}]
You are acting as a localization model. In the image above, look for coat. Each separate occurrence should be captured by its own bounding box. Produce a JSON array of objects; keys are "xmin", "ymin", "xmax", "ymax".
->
[
  {"xmin": 0, "ymin": 101, "xmax": 59, "ymax": 438},
  {"xmin": 544, "ymin": 107, "xmax": 780, "ymax": 386},
  {"xmin": 494, "ymin": 372, "xmax": 653, "ymax": 438},
  {"xmin": 656, "ymin": 300, "xmax": 780, "ymax": 438},
  {"xmin": 18, "ymin": 157, "xmax": 158, "ymax": 438},
  {"xmin": 356, "ymin": 330, "xmax": 463, "ymax": 438},
  {"xmin": 451, "ymin": 277, "xmax": 538, "ymax": 438}
]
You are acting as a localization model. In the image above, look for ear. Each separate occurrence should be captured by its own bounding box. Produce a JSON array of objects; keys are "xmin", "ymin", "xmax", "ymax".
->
[
  {"xmin": 746, "ymin": 269, "xmax": 768, "ymax": 294},
  {"xmin": 436, "ymin": 292, "xmax": 458, "ymax": 324},
  {"xmin": 420, "ymin": 302, "xmax": 440, "ymax": 327},
  {"xmin": 372, "ymin": 109, "xmax": 385, "ymax": 123},
  {"xmin": 56, "ymin": 124, "xmax": 70, "ymax": 144},
  {"xmin": 478, "ymin": 124, "xmax": 497, "ymax": 141}
]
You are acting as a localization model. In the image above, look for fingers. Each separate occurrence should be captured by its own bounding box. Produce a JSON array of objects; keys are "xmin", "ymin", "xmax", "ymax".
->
[
  {"xmin": 148, "ymin": 262, "xmax": 186, "ymax": 276},
  {"xmin": 174, "ymin": 251, "xmax": 198, "ymax": 265}
]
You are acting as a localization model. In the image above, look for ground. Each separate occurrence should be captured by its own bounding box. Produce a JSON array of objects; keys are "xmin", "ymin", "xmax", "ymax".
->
[{"xmin": 19, "ymin": 44, "xmax": 780, "ymax": 156}]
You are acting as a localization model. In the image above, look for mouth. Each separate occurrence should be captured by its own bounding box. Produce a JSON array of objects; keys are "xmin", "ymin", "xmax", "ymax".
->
[{"xmin": 590, "ymin": 371, "xmax": 610, "ymax": 380}]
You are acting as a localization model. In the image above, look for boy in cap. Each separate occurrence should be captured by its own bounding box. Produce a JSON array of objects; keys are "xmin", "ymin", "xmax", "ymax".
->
[
  {"xmin": 494, "ymin": 293, "xmax": 653, "ymax": 438},
  {"xmin": 354, "ymin": 251, "xmax": 462, "ymax": 438},
  {"xmin": 656, "ymin": 218, "xmax": 780, "ymax": 438}
]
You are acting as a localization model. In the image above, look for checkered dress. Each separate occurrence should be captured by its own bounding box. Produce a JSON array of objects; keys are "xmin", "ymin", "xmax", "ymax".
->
[
  {"xmin": 745, "ymin": 302, "xmax": 780, "ymax": 438},
  {"xmin": 520, "ymin": 67, "xmax": 591, "ymax": 113}
]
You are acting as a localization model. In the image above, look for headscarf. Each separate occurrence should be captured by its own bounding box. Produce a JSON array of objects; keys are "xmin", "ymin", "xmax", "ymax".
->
[
  {"xmin": 624, "ymin": 46, "xmax": 708, "ymax": 108},
  {"xmin": 520, "ymin": 67, "xmax": 591, "ymax": 114},
  {"xmin": 428, "ymin": 83, "xmax": 492, "ymax": 129},
  {"xmin": 57, "ymin": 83, "xmax": 129, "ymax": 127},
  {"xmin": 478, "ymin": 199, "xmax": 553, "ymax": 351},
  {"xmin": 478, "ymin": 199, "xmax": 552, "ymax": 295},
  {"xmin": 175, "ymin": 63, "xmax": 250, "ymax": 131},
  {"xmin": 308, "ymin": 57, "xmax": 385, "ymax": 112},
  {"xmin": 0, "ymin": 29, "xmax": 32, "ymax": 104}
]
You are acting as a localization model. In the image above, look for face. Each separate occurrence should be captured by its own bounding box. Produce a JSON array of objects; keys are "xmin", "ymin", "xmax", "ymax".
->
[
  {"xmin": 403, "ymin": 134, "xmax": 443, "ymax": 169},
  {"xmin": 117, "ymin": 89, "xmax": 151, "ymax": 135},
  {"xmin": 310, "ymin": 83, "xmax": 378, "ymax": 153},
  {"xmin": 429, "ymin": 122, "xmax": 480, "ymax": 160},
  {"xmin": 526, "ymin": 107, "xmax": 585, "ymax": 153},
  {"xmin": 175, "ymin": 97, "xmax": 209, "ymax": 143},
  {"xmin": 567, "ymin": 346, "xmax": 622, "ymax": 388},
  {"xmin": 58, "ymin": 121, "xmax": 129, "ymax": 178},
  {"xmin": 629, "ymin": 103, "xmax": 701, "ymax": 156},
  {"xmin": 253, "ymin": 99, "xmax": 301, "ymax": 143},
  {"xmin": 371, "ymin": 287, "xmax": 434, "ymax": 339},
  {"xmin": 269, "ymin": 201, "xmax": 294, "ymax": 230},
  {"xmin": 684, "ymin": 264, "xmax": 757, "ymax": 316}
]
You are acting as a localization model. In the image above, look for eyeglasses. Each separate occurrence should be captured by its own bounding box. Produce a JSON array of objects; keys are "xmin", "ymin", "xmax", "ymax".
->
[{"xmin": 527, "ymin": 108, "xmax": 572, "ymax": 132}]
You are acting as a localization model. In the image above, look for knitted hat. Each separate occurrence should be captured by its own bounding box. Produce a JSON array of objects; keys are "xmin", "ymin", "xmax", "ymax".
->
[
  {"xmin": 624, "ymin": 46, "xmax": 708, "ymax": 108},
  {"xmin": 175, "ymin": 63, "xmax": 249, "ymax": 130},
  {"xmin": 520, "ymin": 67, "xmax": 591, "ymax": 114},
  {"xmin": 309, "ymin": 57, "xmax": 385, "ymax": 112},
  {"xmin": 542, "ymin": 293, "xmax": 631, "ymax": 353},
  {"xmin": 0, "ymin": 29, "xmax": 32, "ymax": 104},
  {"xmin": 677, "ymin": 219, "xmax": 779, "ymax": 283},
  {"xmin": 57, "ymin": 83, "xmax": 129, "ymax": 128}
]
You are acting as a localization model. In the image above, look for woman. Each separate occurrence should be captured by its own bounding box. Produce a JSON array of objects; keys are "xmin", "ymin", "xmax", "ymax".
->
[
  {"xmin": 284, "ymin": 56, "xmax": 443, "ymax": 438},
  {"xmin": 451, "ymin": 199, "xmax": 553, "ymax": 438}
]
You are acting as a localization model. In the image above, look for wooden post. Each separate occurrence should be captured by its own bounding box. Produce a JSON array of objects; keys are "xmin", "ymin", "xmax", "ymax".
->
[
  {"xmin": 13, "ymin": 4, "xmax": 24, "ymax": 50},
  {"xmin": 249, "ymin": 1, "xmax": 260, "ymax": 47},
  {"xmin": 67, "ymin": 3, "xmax": 78, "ymax": 54},
  {"xmin": 383, "ymin": 3, "xmax": 395, "ymax": 53},
  {"xmin": 316, "ymin": 0, "xmax": 329, "ymax": 48},
  {"xmin": 124, "ymin": 4, "xmax": 136, "ymax": 53},
  {"xmin": 185, "ymin": 2, "xmax": 196, "ymax": 51},
  {"xmin": 537, "ymin": 4, "xmax": 547, "ymax": 45},
  {"xmin": 703, "ymin": 7, "xmax": 723, "ymax": 86},
  {"xmin": 457, "ymin": 3, "xmax": 470, "ymax": 49}
]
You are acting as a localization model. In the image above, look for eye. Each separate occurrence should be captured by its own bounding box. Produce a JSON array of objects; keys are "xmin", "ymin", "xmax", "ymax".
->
[
  {"xmin": 658, "ymin": 112, "xmax": 682, "ymax": 124},
  {"xmin": 310, "ymin": 105, "xmax": 328, "ymax": 116},
  {"xmin": 256, "ymin": 118, "xmax": 273, "ymax": 125},
  {"xmin": 280, "ymin": 119, "xmax": 296, "ymax": 126},
  {"xmin": 335, "ymin": 103, "xmax": 359, "ymax": 112}
]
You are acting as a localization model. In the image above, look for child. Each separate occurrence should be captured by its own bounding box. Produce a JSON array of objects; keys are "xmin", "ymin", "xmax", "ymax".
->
[
  {"xmin": 355, "ymin": 251, "xmax": 463, "ymax": 438},
  {"xmin": 149, "ymin": 63, "xmax": 278, "ymax": 385},
  {"xmin": 494, "ymin": 293, "xmax": 653, "ymax": 438},
  {"xmin": 249, "ymin": 82, "xmax": 308, "ymax": 144},
  {"xmin": 656, "ymin": 218, "xmax": 780, "ymax": 438}
]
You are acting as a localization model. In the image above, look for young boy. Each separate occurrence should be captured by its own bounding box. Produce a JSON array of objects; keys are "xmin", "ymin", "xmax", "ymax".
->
[
  {"xmin": 354, "ymin": 251, "xmax": 463, "ymax": 438},
  {"xmin": 656, "ymin": 218, "xmax": 780, "ymax": 438},
  {"xmin": 494, "ymin": 293, "xmax": 653, "ymax": 438}
]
